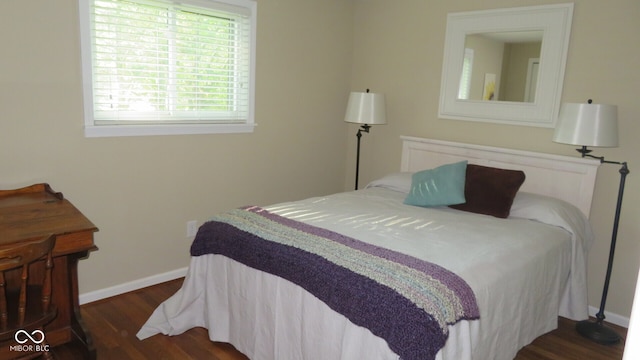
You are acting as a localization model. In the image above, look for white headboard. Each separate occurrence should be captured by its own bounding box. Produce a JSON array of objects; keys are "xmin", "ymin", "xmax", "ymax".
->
[{"xmin": 400, "ymin": 136, "xmax": 601, "ymax": 217}]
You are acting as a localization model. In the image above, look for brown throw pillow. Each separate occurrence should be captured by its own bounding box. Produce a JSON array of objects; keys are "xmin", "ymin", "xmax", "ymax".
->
[{"xmin": 449, "ymin": 164, "xmax": 525, "ymax": 218}]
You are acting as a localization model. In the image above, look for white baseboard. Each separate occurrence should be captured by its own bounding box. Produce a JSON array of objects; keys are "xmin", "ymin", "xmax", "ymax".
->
[
  {"xmin": 589, "ymin": 305, "xmax": 630, "ymax": 328},
  {"xmin": 79, "ymin": 267, "xmax": 188, "ymax": 305}
]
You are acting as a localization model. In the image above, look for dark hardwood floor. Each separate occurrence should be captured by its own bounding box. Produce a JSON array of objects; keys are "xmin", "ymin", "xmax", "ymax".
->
[{"xmin": 53, "ymin": 278, "xmax": 627, "ymax": 359}]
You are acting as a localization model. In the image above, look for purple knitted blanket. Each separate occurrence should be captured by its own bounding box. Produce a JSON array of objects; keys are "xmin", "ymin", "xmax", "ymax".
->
[{"xmin": 190, "ymin": 206, "xmax": 479, "ymax": 360}]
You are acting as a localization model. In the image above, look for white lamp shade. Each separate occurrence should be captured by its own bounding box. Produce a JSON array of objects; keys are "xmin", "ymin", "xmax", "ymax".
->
[
  {"xmin": 344, "ymin": 91, "xmax": 387, "ymax": 125},
  {"xmin": 553, "ymin": 102, "xmax": 618, "ymax": 147}
]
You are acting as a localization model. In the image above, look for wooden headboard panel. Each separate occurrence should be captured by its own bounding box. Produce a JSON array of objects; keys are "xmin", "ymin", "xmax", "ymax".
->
[{"xmin": 400, "ymin": 136, "xmax": 601, "ymax": 217}]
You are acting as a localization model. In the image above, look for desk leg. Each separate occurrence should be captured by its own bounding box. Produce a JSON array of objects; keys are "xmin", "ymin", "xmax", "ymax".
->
[{"xmin": 68, "ymin": 251, "xmax": 96, "ymax": 360}]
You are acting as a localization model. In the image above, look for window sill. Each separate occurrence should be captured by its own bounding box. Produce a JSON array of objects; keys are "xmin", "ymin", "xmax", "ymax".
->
[{"xmin": 84, "ymin": 123, "xmax": 256, "ymax": 138}]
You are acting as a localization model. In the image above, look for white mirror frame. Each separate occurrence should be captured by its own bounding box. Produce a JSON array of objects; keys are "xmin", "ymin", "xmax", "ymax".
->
[{"xmin": 438, "ymin": 3, "xmax": 574, "ymax": 127}]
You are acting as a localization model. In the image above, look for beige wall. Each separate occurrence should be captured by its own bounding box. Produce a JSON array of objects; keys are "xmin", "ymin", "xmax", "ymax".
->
[
  {"xmin": 465, "ymin": 34, "xmax": 504, "ymax": 100},
  {"xmin": 501, "ymin": 42, "xmax": 541, "ymax": 102},
  {"xmin": 349, "ymin": 0, "xmax": 640, "ymax": 321},
  {"xmin": 0, "ymin": 0, "xmax": 354, "ymax": 293}
]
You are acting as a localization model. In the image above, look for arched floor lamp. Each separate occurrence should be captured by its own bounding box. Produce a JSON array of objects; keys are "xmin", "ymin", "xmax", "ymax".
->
[
  {"xmin": 344, "ymin": 89, "xmax": 387, "ymax": 190},
  {"xmin": 553, "ymin": 99, "xmax": 629, "ymax": 345}
]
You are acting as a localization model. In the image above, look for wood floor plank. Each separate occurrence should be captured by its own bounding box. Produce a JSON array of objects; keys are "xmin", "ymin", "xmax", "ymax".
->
[{"xmin": 51, "ymin": 278, "xmax": 627, "ymax": 359}]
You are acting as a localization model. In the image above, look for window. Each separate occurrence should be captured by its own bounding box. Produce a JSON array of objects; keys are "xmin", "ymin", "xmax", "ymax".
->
[
  {"xmin": 79, "ymin": 0, "xmax": 257, "ymax": 137},
  {"xmin": 457, "ymin": 48, "xmax": 473, "ymax": 100}
]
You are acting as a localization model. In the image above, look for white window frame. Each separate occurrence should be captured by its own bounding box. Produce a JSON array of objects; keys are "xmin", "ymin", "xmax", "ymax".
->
[
  {"xmin": 78, "ymin": 0, "xmax": 257, "ymax": 137},
  {"xmin": 457, "ymin": 48, "xmax": 473, "ymax": 100}
]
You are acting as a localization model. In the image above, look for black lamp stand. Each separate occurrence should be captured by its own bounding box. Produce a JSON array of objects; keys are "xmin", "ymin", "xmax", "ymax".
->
[
  {"xmin": 575, "ymin": 146, "xmax": 629, "ymax": 345},
  {"xmin": 353, "ymin": 124, "xmax": 371, "ymax": 190}
]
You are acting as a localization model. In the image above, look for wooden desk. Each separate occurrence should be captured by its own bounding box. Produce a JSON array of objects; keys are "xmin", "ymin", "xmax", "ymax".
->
[{"xmin": 0, "ymin": 183, "xmax": 98, "ymax": 359}]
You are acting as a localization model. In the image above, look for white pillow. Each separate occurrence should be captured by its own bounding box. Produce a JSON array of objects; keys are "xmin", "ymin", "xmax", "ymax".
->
[
  {"xmin": 365, "ymin": 172, "xmax": 413, "ymax": 193},
  {"xmin": 509, "ymin": 192, "xmax": 594, "ymax": 250}
]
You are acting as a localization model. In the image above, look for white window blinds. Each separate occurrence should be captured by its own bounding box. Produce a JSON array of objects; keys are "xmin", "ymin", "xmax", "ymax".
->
[{"xmin": 81, "ymin": 0, "xmax": 256, "ymax": 135}]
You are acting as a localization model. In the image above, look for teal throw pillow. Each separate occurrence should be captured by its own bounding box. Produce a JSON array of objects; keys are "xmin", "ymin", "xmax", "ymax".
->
[{"xmin": 404, "ymin": 161, "xmax": 467, "ymax": 207}]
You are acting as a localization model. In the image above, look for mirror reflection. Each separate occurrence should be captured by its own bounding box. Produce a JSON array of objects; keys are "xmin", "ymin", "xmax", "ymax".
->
[{"xmin": 458, "ymin": 31, "xmax": 542, "ymax": 103}]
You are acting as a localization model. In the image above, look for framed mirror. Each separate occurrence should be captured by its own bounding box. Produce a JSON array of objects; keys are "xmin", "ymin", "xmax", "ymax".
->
[{"xmin": 438, "ymin": 3, "xmax": 573, "ymax": 127}]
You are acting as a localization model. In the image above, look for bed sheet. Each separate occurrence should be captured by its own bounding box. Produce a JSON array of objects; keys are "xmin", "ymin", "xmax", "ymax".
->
[{"xmin": 138, "ymin": 187, "xmax": 590, "ymax": 360}]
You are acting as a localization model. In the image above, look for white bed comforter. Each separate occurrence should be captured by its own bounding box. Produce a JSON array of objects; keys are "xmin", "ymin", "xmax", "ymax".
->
[{"xmin": 137, "ymin": 187, "xmax": 593, "ymax": 360}]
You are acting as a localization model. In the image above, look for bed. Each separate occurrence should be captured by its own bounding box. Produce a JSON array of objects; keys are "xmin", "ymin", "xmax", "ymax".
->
[{"xmin": 137, "ymin": 136, "xmax": 601, "ymax": 360}]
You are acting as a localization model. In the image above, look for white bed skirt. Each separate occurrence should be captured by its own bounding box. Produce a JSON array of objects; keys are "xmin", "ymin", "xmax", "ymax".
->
[{"xmin": 140, "ymin": 255, "xmax": 508, "ymax": 360}]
